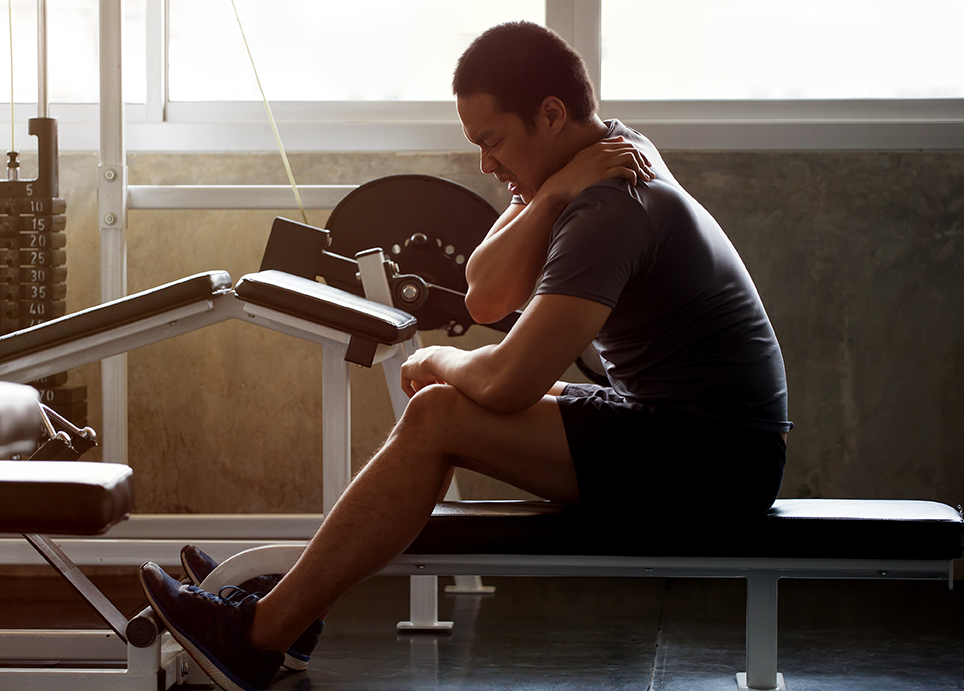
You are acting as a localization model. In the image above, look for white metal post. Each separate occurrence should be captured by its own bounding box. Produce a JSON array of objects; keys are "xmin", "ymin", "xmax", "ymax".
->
[
  {"xmin": 740, "ymin": 571, "xmax": 785, "ymax": 691},
  {"xmin": 99, "ymin": 0, "xmax": 129, "ymax": 465},
  {"xmin": 397, "ymin": 575, "xmax": 452, "ymax": 632},
  {"xmin": 322, "ymin": 345, "xmax": 351, "ymax": 516},
  {"xmin": 37, "ymin": 0, "xmax": 47, "ymax": 117}
]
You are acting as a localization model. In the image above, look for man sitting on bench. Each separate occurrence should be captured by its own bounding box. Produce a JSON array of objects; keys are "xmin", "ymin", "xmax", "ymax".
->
[{"xmin": 140, "ymin": 21, "xmax": 793, "ymax": 691}]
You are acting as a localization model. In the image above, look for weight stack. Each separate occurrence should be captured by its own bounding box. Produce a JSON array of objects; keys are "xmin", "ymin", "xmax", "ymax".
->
[{"xmin": 0, "ymin": 117, "xmax": 87, "ymax": 427}]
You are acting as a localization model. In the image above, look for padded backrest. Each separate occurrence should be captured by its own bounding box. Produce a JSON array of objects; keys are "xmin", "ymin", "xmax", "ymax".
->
[
  {"xmin": 0, "ymin": 271, "xmax": 233, "ymax": 362},
  {"xmin": 235, "ymin": 270, "xmax": 418, "ymax": 366}
]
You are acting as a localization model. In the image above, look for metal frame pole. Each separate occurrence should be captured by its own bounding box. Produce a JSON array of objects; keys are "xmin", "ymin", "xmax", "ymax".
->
[
  {"xmin": 98, "ymin": 0, "xmax": 129, "ymax": 464},
  {"xmin": 37, "ymin": 0, "xmax": 47, "ymax": 118},
  {"xmin": 742, "ymin": 571, "xmax": 782, "ymax": 691}
]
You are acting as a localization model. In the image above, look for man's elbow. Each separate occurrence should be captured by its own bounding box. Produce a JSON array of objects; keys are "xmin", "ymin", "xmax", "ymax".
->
[{"xmin": 465, "ymin": 288, "xmax": 513, "ymax": 326}]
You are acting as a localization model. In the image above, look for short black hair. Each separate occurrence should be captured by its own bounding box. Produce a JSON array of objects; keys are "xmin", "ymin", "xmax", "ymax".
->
[{"xmin": 453, "ymin": 21, "xmax": 597, "ymax": 128}]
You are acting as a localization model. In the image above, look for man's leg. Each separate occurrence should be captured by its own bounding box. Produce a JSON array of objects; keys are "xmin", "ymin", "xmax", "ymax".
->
[{"xmin": 247, "ymin": 382, "xmax": 578, "ymax": 654}]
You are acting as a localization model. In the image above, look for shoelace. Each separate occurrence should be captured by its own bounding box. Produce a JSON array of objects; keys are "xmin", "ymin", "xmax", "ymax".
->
[{"xmin": 216, "ymin": 584, "xmax": 265, "ymax": 605}]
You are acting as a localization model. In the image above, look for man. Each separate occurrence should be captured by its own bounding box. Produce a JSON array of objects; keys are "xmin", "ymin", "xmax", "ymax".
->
[{"xmin": 139, "ymin": 21, "xmax": 791, "ymax": 691}]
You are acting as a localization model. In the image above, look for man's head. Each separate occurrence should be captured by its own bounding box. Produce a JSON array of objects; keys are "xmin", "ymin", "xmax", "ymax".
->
[
  {"xmin": 452, "ymin": 21, "xmax": 597, "ymax": 129},
  {"xmin": 453, "ymin": 22, "xmax": 601, "ymax": 202}
]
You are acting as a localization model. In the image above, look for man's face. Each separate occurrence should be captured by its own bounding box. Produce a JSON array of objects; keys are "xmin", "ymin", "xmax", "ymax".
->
[{"xmin": 457, "ymin": 93, "xmax": 557, "ymax": 204}]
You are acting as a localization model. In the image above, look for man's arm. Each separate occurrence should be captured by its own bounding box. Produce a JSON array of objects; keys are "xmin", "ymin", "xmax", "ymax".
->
[
  {"xmin": 401, "ymin": 293, "xmax": 612, "ymax": 414},
  {"xmin": 464, "ymin": 196, "xmax": 570, "ymax": 325},
  {"xmin": 464, "ymin": 138, "xmax": 651, "ymax": 325}
]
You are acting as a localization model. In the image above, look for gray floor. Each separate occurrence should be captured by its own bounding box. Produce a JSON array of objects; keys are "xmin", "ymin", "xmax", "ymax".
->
[{"xmin": 2, "ymin": 571, "xmax": 963, "ymax": 690}]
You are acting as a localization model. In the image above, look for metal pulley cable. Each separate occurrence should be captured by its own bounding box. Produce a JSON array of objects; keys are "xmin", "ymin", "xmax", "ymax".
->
[
  {"xmin": 228, "ymin": 0, "xmax": 308, "ymax": 225},
  {"xmin": 7, "ymin": 0, "xmax": 14, "ymax": 153}
]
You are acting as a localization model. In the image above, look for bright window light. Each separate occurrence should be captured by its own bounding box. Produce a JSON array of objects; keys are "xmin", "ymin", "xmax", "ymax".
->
[
  {"xmin": 601, "ymin": 0, "xmax": 964, "ymax": 100},
  {"xmin": 0, "ymin": 0, "xmax": 145, "ymax": 105},
  {"xmin": 168, "ymin": 0, "xmax": 545, "ymax": 101}
]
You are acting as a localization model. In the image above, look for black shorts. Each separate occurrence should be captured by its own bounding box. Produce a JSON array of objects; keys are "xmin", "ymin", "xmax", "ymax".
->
[{"xmin": 556, "ymin": 384, "xmax": 786, "ymax": 518}]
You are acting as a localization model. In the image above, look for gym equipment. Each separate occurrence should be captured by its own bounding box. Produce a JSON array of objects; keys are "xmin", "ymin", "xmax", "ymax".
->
[
  {"xmin": 0, "ymin": 382, "xmax": 184, "ymax": 689},
  {"xmin": 201, "ymin": 497, "xmax": 964, "ymax": 691}
]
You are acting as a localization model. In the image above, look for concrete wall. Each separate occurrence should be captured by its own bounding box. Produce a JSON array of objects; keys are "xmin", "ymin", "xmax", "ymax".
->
[{"xmin": 43, "ymin": 148, "xmax": 964, "ymax": 513}]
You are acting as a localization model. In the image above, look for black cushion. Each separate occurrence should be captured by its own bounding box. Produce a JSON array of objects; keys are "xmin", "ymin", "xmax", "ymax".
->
[
  {"xmin": 407, "ymin": 499, "xmax": 964, "ymax": 561},
  {"xmin": 0, "ymin": 271, "xmax": 233, "ymax": 363},
  {"xmin": 0, "ymin": 461, "xmax": 134, "ymax": 535},
  {"xmin": 235, "ymin": 270, "xmax": 418, "ymax": 347}
]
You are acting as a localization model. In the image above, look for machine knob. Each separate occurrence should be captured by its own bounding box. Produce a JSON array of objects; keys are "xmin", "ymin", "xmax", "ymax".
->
[
  {"xmin": 406, "ymin": 233, "xmax": 430, "ymax": 248},
  {"xmin": 392, "ymin": 274, "xmax": 428, "ymax": 310}
]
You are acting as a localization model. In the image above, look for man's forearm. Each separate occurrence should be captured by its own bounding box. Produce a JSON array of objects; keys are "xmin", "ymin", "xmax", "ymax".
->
[{"xmin": 464, "ymin": 192, "xmax": 570, "ymax": 324}]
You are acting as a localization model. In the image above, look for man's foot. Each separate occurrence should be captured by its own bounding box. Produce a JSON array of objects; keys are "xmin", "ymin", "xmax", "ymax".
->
[
  {"xmin": 139, "ymin": 562, "xmax": 283, "ymax": 691},
  {"xmin": 180, "ymin": 545, "xmax": 323, "ymax": 672}
]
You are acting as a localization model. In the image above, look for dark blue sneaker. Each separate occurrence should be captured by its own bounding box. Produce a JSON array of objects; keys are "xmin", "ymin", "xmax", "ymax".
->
[
  {"xmin": 180, "ymin": 545, "xmax": 323, "ymax": 672},
  {"xmin": 139, "ymin": 561, "xmax": 283, "ymax": 691}
]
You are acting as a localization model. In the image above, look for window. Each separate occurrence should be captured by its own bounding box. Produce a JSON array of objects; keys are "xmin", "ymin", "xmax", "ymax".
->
[
  {"xmin": 0, "ymin": 0, "xmax": 960, "ymax": 151},
  {"xmin": 601, "ymin": 0, "xmax": 964, "ymax": 100},
  {"xmin": 2, "ymin": 0, "xmax": 144, "ymax": 105},
  {"xmin": 168, "ymin": 0, "xmax": 544, "ymax": 102}
]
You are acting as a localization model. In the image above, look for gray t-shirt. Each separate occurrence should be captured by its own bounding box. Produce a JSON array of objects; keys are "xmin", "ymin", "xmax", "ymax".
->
[{"xmin": 535, "ymin": 120, "xmax": 791, "ymax": 433}]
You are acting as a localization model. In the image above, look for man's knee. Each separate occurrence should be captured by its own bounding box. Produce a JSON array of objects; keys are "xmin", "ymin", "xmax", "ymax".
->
[{"xmin": 398, "ymin": 384, "xmax": 466, "ymax": 434}]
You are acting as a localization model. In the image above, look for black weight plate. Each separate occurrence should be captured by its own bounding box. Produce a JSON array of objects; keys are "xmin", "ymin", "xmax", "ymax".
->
[{"xmin": 325, "ymin": 175, "xmax": 498, "ymax": 295}]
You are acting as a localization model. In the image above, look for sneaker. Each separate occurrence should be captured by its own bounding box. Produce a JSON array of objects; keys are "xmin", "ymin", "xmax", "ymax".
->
[
  {"xmin": 139, "ymin": 561, "xmax": 282, "ymax": 691},
  {"xmin": 180, "ymin": 545, "xmax": 323, "ymax": 672}
]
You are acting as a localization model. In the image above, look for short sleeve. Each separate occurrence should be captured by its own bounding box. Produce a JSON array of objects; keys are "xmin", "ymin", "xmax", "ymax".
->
[{"xmin": 536, "ymin": 184, "xmax": 656, "ymax": 308}]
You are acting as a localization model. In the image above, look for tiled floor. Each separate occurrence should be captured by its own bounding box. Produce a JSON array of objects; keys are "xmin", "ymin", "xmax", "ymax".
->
[{"xmin": 2, "ymin": 570, "xmax": 963, "ymax": 690}]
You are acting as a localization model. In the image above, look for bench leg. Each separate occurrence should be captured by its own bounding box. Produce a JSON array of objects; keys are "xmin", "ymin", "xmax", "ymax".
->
[
  {"xmin": 739, "ymin": 571, "xmax": 786, "ymax": 691},
  {"xmin": 397, "ymin": 575, "xmax": 454, "ymax": 632},
  {"xmin": 323, "ymin": 345, "xmax": 352, "ymax": 516}
]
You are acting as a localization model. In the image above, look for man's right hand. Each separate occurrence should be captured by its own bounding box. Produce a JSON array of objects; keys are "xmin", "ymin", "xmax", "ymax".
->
[{"xmin": 539, "ymin": 136, "xmax": 654, "ymax": 205}]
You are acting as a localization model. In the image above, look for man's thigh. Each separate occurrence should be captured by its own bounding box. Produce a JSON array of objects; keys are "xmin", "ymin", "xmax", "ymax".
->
[
  {"xmin": 407, "ymin": 384, "xmax": 579, "ymax": 505},
  {"xmin": 555, "ymin": 384, "xmax": 786, "ymax": 517}
]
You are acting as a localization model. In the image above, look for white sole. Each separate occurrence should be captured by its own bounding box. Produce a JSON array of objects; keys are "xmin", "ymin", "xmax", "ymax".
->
[{"xmin": 140, "ymin": 572, "xmax": 258, "ymax": 691}]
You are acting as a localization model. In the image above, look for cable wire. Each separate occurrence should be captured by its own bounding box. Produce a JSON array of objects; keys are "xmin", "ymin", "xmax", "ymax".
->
[
  {"xmin": 8, "ymin": 0, "xmax": 14, "ymax": 151},
  {"xmin": 228, "ymin": 0, "xmax": 308, "ymax": 224}
]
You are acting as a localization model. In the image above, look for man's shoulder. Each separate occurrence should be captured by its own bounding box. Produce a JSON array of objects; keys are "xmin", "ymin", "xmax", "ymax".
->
[{"xmin": 574, "ymin": 177, "xmax": 683, "ymax": 219}]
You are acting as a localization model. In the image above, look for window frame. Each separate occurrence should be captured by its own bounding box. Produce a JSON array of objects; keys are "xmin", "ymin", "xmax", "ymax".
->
[{"xmin": 8, "ymin": 0, "xmax": 964, "ymax": 152}]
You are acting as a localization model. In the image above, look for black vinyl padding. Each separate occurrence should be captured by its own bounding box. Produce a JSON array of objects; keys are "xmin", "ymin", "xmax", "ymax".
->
[
  {"xmin": 0, "ymin": 271, "xmax": 233, "ymax": 362},
  {"xmin": 408, "ymin": 499, "xmax": 964, "ymax": 561},
  {"xmin": 0, "ymin": 461, "xmax": 134, "ymax": 535},
  {"xmin": 235, "ymin": 270, "xmax": 418, "ymax": 346}
]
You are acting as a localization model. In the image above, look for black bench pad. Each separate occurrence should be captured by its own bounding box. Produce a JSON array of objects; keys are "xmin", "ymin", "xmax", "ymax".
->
[
  {"xmin": 0, "ymin": 271, "xmax": 233, "ymax": 363},
  {"xmin": 0, "ymin": 461, "xmax": 134, "ymax": 535},
  {"xmin": 235, "ymin": 270, "xmax": 418, "ymax": 347},
  {"xmin": 408, "ymin": 499, "xmax": 964, "ymax": 561}
]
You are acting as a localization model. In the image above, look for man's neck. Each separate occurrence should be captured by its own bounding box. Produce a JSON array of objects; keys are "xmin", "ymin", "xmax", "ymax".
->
[{"xmin": 559, "ymin": 115, "xmax": 612, "ymax": 163}]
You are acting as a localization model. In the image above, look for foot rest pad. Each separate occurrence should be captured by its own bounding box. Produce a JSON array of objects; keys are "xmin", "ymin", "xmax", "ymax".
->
[{"xmin": 0, "ymin": 461, "xmax": 134, "ymax": 535}]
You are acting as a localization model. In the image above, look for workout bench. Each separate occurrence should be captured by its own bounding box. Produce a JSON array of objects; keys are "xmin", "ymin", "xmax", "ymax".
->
[{"xmin": 191, "ymin": 494, "xmax": 964, "ymax": 690}]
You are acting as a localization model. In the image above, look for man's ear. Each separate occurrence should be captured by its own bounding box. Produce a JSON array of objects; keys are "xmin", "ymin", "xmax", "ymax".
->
[{"xmin": 539, "ymin": 96, "xmax": 568, "ymax": 135}]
